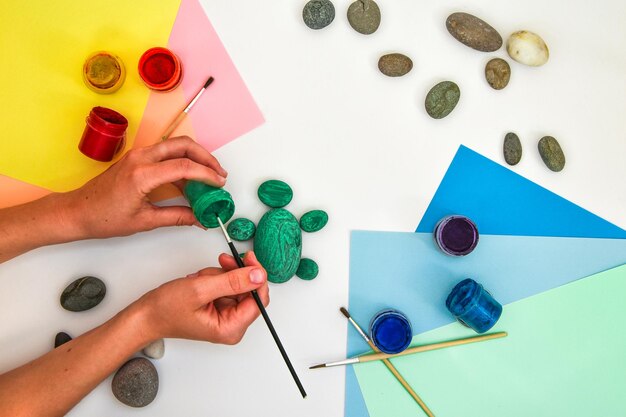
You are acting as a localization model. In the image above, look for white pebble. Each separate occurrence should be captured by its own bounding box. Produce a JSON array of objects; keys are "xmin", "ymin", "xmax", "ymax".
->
[
  {"xmin": 142, "ymin": 339, "xmax": 165, "ymax": 359},
  {"xmin": 506, "ymin": 31, "xmax": 549, "ymax": 66}
]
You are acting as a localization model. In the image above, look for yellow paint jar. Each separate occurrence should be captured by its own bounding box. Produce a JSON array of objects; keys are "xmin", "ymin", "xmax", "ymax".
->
[{"xmin": 82, "ymin": 51, "xmax": 126, "ymax": 94}]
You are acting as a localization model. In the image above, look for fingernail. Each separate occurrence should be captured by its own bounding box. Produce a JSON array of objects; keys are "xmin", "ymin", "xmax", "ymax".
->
[
  {"xmin": 220, "ymin": 168, "xmax": 228, "ymax": 177},
  {"xmin": 249, "ymin": 268, "xmax": 265, "ymax": 284},
  {"xmin": 187, "ymin": 272, "xmax": 199, "ymax": 278},
  {"xmin": 217, "ymin": 176, "xmax": 227, "ymax": 185}
]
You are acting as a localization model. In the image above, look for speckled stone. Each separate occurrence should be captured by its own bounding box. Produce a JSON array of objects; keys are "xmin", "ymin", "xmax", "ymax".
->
[
  {"xmin": 54, "ymin": 332, "xmax": 72, "ymax": 348},
  {"xmin": 378, "ymin": 53, "xmax": 413, "ymax": 77},
  {"xmin": 506, "ymin": 31, "xmax": 549, "ymax": 66},
  {"xmin": 446, "ymin": 12, "xmax": 502, "ymax": 52},
  {"xmin": 538, "ymin": 136, "xmax": 565, "ymax": 172},
  {"xmin": 60, "ymin": 276, "xmax": 106, "ymax": 312},
  {"xmin": 485, "ymin": 58, "xmax": 511, "ymax": 90},
  {"xmin": 425, "ymin": 81, "xmax": 461, "ymax": 119},
  {"xmin": 296, "ymin": 258, "xmax": 319, "ymax": 280},
  {"xmin": 142, "ymin": 339, "xmax": 164, "ymax": 360},
  {"xmin": 300, "ymin": 210, "xmax": 328, "ymax": 232},
  {"xmin": 258, "ymin": 180, "xmax": 293, "ymax": 208},
  {"xmin": 227, "ymin": 218, "xmax": 256, "ymax": 241},
  {"xmin": 254, "ymin": 209, "xmax": 302, "ymax": 284},
  {"xmin": 303, "ymin": 0, "xmax": 335, "ymax": 30},
  {"xmin": 503, "ymin": 132, "xmax": 522, "ymax": 165},
  {"xmin": 112, "ymin": 358, "xmax": 159, "ymax": 408},
  {"xmin": 347, "ymin": 0, "xmax": 381, "ymax": 35}
]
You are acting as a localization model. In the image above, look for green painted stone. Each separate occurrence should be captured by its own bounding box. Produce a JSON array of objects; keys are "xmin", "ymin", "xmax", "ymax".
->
[
  {"xmin": 538, "ymin": 136, "xmax": 566, "ymax": 172},
  {"xmin": 300, "ymin": 210, "xmax": 328, "ymax": 232},
  {"xmin": 254, "ymin": 209, "xmax": 302, "ymax": 283},
  {"xmin": 183, "ymin": 181, "xmax": 235, "ymax": 228},
  {"xmin": 60, "ymin": 276, "xmax": 106, "ymax": 312},
  {"xmin": 296, "ymin": 258, "xmax": 319, "ymax": 280},
  {"xmin": 425, "ymin": 81, "xmax": 460, "ymax": 119},
  {"xmin": 258, "ymin": 180, "xmax": 293, "ymax": 208},
  {"xmin": 227, "ymin": 218, "xmax": 256, "ymax": 241},
  {"xmin": 503, "ymin": 132, "xmax": 522, "ymax": 165}
]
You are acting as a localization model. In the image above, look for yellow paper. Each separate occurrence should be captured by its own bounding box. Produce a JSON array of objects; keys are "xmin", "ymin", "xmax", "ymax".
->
[{"xmin": 0, "ymin": 0, "xmax": 181, "ymax": 191}]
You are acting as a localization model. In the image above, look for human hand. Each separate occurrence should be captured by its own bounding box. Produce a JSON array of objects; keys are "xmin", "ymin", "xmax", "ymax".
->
[
  {"xmin": 137, "ymin": 251, "xmax": 270, "ymax": 345},
  {"xmin": 64, "ymin": 136, "xmax": 228, "ymax": 239}
]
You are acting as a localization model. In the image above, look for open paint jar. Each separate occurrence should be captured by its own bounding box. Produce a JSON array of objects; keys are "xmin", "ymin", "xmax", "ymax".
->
[
  {"xmin": 369, "ymin": 309, "xmax": 412, "ymax": 354},
  {"xmin": 446, "ymin": 278, "xmax": 502, "ymax": 333},
  {"xmin": 184, "ymin": 181, "xmax": 235, "ymax": 228},
  {"xmin": 138, "ymin": 47, "xmax": 183, "ymax": 92},
  {"xmin": 82, "ymin": 51, "xmax": 126, "ymax": 94},
  {"xmin": 78, "ymin": 107, "xmax": 128, "ymax": 162},
  {"xmin": 434, "ymin": 215, "xmax": 479, "ymax": 256}
]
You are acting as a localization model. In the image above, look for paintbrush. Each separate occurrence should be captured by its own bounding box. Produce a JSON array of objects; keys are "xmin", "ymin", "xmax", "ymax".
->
[
  {"xmin": 216, "ymin": 215, "xmax": 307, "ymax": 399},
  {"xmin": 310, "ymin": 331, "xmax": 507, "ymax": 369},
  {"xmin": 160, "ymin": 76, "xmax": 214, "ymax": 141},
  {"xmin": 340, "ymin": 307, "xmax": 435, "ymax": 417}
]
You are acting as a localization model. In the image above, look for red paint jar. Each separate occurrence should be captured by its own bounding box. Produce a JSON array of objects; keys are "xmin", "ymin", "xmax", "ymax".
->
[
  {"xmin": 78, "ymin": 107, "xmax": 128, "ymax": 162},
  {"xmin": 138, "ymin": 47, "xmax": 183, "ymax": 92}
]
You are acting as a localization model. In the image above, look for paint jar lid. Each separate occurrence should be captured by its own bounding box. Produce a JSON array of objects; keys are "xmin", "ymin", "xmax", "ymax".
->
[
  {"xmin": 434, "ymin": 215, "xmax": 479, "ymax": 256},
  {"xmin": 184, "ymin": 181, "xmax": 235, "ymax": 228},
  {"xmin": 138, "ymin": 47, "xmax": 183, "ymax": 92},
  {"xmin": 83, "ymin": 51, "xmax": 126, "ymax": 94}
]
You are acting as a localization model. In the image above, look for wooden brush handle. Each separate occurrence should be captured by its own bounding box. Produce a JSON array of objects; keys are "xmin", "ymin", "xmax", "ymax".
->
[{"xmin": 161, "ymin": 112, "xmax": 187, "ymax": 141}]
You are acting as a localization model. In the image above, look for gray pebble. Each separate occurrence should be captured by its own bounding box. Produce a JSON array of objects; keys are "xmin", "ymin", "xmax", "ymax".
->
[
  {"xmin": 503, "ymin": 132, "xmax": 522, "ymax": 165},
  {"xmin": 60, "ymin": 276, "xmax": 106, "ymax": 312},
  {"xmin": 485, "ymin": 58, "xmax": 511, "ymax": 90},
  {"xmin": 303, "ymin": 0, "xmax": 335, "ymax": 30},
  {"xmin": 378, "ymin": 53, "xmax": 413, "ymax": 77},
  {"xmin": 538, "ymin": 136, "xmax": 566, "ymax": 172},
  {"xmin": 54, "ymin": 332, "xmax": 72, "ymax": 348},
  {"xmin": 425, "ymin": 81, "xmax": 460, "ymax": 119},
  {"xmin": 446, "ymin": 12, "xmax": 502, "ymax": 52},
  {"xmin": 142, "ymin": 339, "xmax": 165, "ymax": 360},
  {"xmin": 347, "ymin": 0, "xmax": 381, "ymax": 35},
  {"xmin": 112, "ymin": 358, "xmax": 159, "ymax": 408}
]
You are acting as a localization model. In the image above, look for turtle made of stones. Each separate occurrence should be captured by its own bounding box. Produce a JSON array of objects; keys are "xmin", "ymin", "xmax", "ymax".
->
[{"xmin": 226, "ymin": 180, "xmax": 328, "ymax": 283}]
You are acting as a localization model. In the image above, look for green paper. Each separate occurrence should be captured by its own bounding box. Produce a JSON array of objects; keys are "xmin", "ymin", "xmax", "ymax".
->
[{"xmin": 354, "ymin": 264, "xmax": 626, "ymax": 417}]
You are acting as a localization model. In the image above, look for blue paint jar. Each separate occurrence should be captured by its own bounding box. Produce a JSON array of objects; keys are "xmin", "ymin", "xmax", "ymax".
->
[
  {"xmin": 369, "ymin": 309, "xmax": 412, "ymax": 354},
  {"xmin": 446, "ymin": 278, "xmax": 502, "ymax": 333}
]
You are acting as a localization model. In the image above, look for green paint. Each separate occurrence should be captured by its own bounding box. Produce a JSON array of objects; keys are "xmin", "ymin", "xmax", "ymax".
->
[
  {"xmin": 257, "ymin": 180, "xmax": 293, "ymax": 208},
  {"xmin": 253, "ymin": 209, "xmax": 302, "ymax": 283},
  {"xmin": 353, "ymin": 264, "xmax": 626, "ymax": 417},
  {"xmin": 183, "ymin": 181, "xmax": 235, "ymax": 228},
  {"xmin": 300, "ymin": 210, "xmax": 328, "ymax": 232},
  {"xmin": 425, "ymin": 81, "xmax": 460, "ymax": 119},
  {"xmin": 227, "ymin": 218, "xmax": 256, "ymax": 241},
  {"xmin": 296, "ymin": 258, "xmax": 318, "ymax": 280}
]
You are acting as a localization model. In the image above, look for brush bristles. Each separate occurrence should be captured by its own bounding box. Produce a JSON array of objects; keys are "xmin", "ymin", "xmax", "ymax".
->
[
  {"xmin": 204, "ymin": 76, "xmax": 214, "ymax": 89},
  {"xmin": 340, "ymin": 307, "xmax": 351, "ymax": 319},
  {"xmin": 309, "ymin": 363, "xmax": 326, "ymax": 369}
]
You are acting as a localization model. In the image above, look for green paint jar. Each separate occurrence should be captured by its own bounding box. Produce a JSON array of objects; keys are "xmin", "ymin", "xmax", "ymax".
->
[{"xmin": 183, "ymin": 181, "xmax": 235, "ymax": 228}]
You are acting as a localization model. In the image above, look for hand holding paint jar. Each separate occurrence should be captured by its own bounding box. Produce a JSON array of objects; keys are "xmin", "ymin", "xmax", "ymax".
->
[{"xmin": 369, "ymin": 309, "xmax": 413, "ymax": 354}]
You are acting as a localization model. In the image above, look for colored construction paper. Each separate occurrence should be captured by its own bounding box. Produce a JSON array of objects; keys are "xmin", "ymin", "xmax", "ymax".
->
[
  {"xmin": 354, "ymin": 263, "xmax": 626, "ymax": 416},
  {"xmin": 0, "ymin": 176, "xmax": 49, "ymax": 209},
  {"xmin": 0, "ymin": 0, "xmax": 182, "ymax": 192},
  {"xmin": 416, "ymin": 145, "xmax": 626, "ymax": 238},
  {"xmin": 168, "ymin": 0, "xmax": 265, "ymax": 151}
]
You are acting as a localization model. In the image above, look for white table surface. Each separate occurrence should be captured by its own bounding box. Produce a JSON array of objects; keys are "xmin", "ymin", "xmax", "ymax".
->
[{"xmin": 1, "ymin": 0, "xmax": 625, "ymax": 416}]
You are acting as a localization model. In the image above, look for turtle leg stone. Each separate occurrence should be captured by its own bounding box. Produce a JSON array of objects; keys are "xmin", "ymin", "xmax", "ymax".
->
[{"xmin": 296, "ymin": 258, "xmax": 319, "ymax": 280}]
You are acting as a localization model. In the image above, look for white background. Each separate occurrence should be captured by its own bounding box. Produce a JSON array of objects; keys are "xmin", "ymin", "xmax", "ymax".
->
[{"xmin": 1, "ymin": 0, "xmax": 625, "ymax": 416}]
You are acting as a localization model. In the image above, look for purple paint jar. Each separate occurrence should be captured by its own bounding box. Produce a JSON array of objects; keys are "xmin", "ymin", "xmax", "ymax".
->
[{"xmin": 433, "ymin": 215, "xmax": 479, "ymax": 256}]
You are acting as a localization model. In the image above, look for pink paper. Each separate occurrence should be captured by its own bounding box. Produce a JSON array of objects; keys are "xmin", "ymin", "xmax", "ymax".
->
[{"xmin": 168, "ymin": 0, "xmax": 265, "ymax": 151}]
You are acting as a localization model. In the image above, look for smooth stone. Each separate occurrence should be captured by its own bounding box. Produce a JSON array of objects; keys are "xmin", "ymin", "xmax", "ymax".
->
[
  {"xmin": 300, "ymin": 210, "xmax": 328, "ymax": 232},
  {"xmin": 60, "ymin": 276, "xmax": 106, "ymax": 312},
  {"xmin": 425, "ymin": 81, "xmax": 460, "ymax": 119},
  {"xmin": 347, "ymin": 0, "xmax": 381, "ymax": 35},
  {"xmin": 112, "ymin": 358, "xmax": 159, "ymax": 408},
  {"xmin": 258, "ymin": 180, "xmax": 293, "ymax": 208},
  {"xmin": 254, "ymin": 209, "xmax": 302, "ymax": 284},
  {"xmin": 54, "ymin": 332, "xmax": 72, "ymax": 348},
  {"xmin": 506, "ymin": 31, "xmax": 549, "ymax": 66},
  {"xmin": 503, "ymin": 132, "xmax": 522, "ymax": 165},
  {"xmin": 303, "ymin": 0, "xmax": 335, "ymax": 30},
  {"xmin": 446, "ymin": 12, "xmax": 502, "ymax": 52},
  {"xmin": 485, "ymin": 58, "xmax": 511, "ymax": 90},
  {"xmin": 378, "ymin": 53, "xmax": 413, "ymax": 77},
  {"xmin": 296, "ymin": 258, "xmax": 319, "ymax": 280},
  {"xmin": 142, "ymin": 339, "xmax": 165, "ymax": 360},
  {"xmin": 538, "ymin": 136, "xmax": 565, "ymax": 172},
  {"xmin": 227, "ymin": 218, "xmax": 256, "ymax": 241}
]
